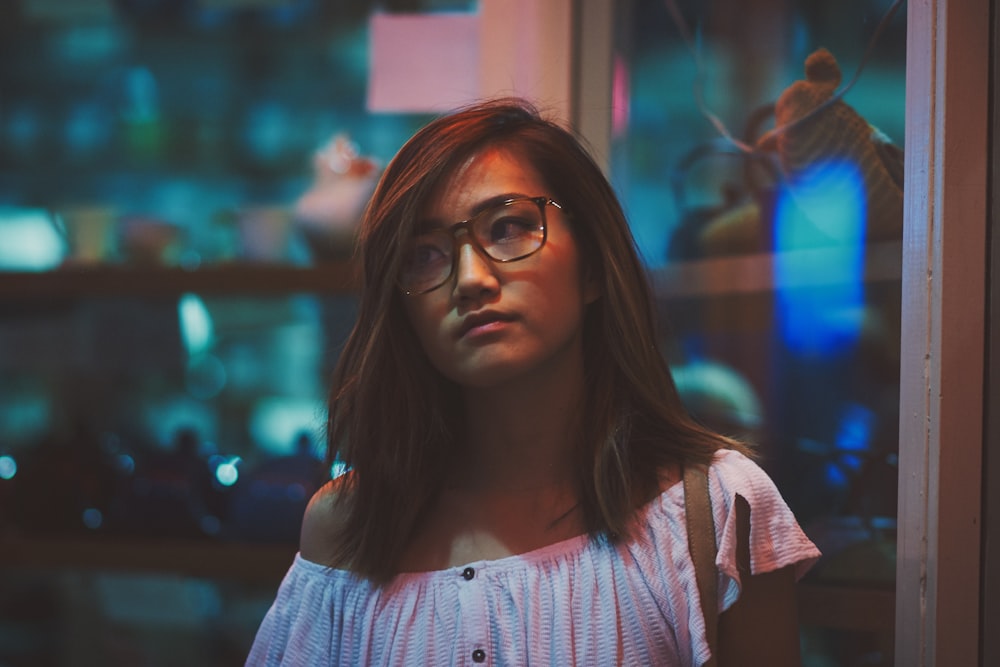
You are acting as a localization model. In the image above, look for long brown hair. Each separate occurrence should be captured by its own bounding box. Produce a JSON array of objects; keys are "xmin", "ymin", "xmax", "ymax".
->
[{"xmin": 325, "ymin": 98, "xmax": 743, "ymax": 580}]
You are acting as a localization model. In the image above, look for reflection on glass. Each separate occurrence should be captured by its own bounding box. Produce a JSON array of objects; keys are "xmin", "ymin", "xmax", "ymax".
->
[
  {"xmin": 614, "ymin": 1, "xmax": 904, "ymax": 664},
  {"xmin": 0, "ymin": 2, "xmax": 463, "ymax": 269},
  {"xmin": 0, "ymin": 208, "xmax": 67, "ymax": 270},
  {"xmin": 0, "ymin": 2, "xmax": 477, "ymax": 665},
  {"xmin": 0, "ymin": 293, "xmax": 356, "ymax": 543},
  {"xmin": 774, "ymin": 158, "xmax": 866, "ymax": 355}
]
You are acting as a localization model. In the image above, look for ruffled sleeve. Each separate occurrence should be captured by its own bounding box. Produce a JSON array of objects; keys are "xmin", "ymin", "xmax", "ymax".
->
[
  {"xmin": 707, "ymin": 449, "xmax": 821, "ymax": 612},
  {"xmin": 246, "ymin": 556, "xmax": 379, "ymax": 666}
]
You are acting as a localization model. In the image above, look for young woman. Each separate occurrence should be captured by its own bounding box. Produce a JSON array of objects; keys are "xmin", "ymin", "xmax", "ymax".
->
[{"xmin": 247, "ymin": 99, "xmax": 819, "ymax": 666}]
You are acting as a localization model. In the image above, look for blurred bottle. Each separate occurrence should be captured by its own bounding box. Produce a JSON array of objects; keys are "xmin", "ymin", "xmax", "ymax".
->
[{"xmin": 293, "ymin": 133, "xmax": 380, "ymax": 261}]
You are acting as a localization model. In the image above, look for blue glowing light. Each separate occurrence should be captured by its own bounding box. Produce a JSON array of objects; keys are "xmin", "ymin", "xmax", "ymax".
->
[
  {"xmin": 840, "ymin": 453, "xmax": 864, "ymax": 473},
  {"xmin": 214, "ymin": 457, "xmax": 241, "ymax": 487},
  {"xmin": 824, "ymin": 462, "xmax": 849, "ymax": 490},
  {"xmin": 116, "ymin": 453, "xmax": 136, "ymax": 475},
  {"xmin": 0, "ymin": 208, "xmax": 67, "ymax": 270},
  {"xmin": 0, "ymin": 455, "xmax": 16, "ymax": 480},
  {"xmin": 774, "ymin": 159, "xmax": 866, "ymax": 356},
  {"xmin": 835, "ymin": 403, "xmax": 875, "ymax": 452},
  {"xmin": 249, "ymin": 398, "xmax": 325, "ymax": 456},
  {"xmin": 331, "ymin": 460, "xmax": 350, "ymax": 479},
  {"xmin": 201, "ymin": 515, "xmax": 222, "ymax": 535},
  {"xmin": 82, "ymin": 508, "xmax": 103, "ymax": 529},
  {"xmin": 178, "ymin": 293, "xmax": 214, "ymax": 358}
]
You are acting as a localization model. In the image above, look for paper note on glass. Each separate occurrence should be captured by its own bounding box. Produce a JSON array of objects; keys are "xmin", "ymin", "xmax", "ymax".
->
[{"xmin": 367, "ymin": 12, "xmax": 480, "ymax": 113}]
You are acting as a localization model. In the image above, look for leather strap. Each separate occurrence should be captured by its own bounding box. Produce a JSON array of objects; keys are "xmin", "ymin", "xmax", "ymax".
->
[{"xmin": 684, "ymin": 464, "xmax": 718, "ymax": 666}]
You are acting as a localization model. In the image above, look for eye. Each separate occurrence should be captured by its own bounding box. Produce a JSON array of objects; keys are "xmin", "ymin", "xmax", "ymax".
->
[
  {"xmin": 403, "ymin": 235, "xmax": 450, "ymax": 270},
  {"xmin": 487, "ymin": 213, "xmax": 537, "ymax": 244}
]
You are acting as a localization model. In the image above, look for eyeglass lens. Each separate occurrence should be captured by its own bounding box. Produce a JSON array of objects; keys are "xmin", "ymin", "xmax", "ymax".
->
[{"xmin": 400, "ymin": 198, "xmax": 549, "ymax": 294}]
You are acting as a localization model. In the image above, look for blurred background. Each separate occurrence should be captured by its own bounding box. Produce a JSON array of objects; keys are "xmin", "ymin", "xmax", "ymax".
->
[{"xmin": 0, "ymin": 0, "xmax": 905, "ymax": 664}]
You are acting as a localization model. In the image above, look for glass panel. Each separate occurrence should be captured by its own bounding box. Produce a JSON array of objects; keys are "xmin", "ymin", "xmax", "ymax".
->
[
  {"xmin": 0, "ymin": 0, "xmax": 474, "ymax": 270},
  {"xmin": 613, "ymin": 1, "xmax": 905, "ymax": 664},
  {"xmin": 0, "ymin": 293, "xmax": 358, "ymax": 542},
  {"xmin": 0, "ymin": 2, "xmax": 479, "ymax": 662},
  {"xmin": 0, "ymin": 568, "xmax": 278, "ymax": 666},
  {"xmin": 0, "ymin": 292, "xmax": 357, "ymax": 663}
]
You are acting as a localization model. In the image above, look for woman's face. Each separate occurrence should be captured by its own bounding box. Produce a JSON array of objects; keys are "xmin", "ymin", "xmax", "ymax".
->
[{"xmin": 402, "ymin": 146, "xmax": 599, "ymax": 389}]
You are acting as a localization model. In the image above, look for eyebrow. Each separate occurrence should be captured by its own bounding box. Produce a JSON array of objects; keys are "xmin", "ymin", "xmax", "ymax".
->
[{"xmin": 415, "ymin": 192, "xmax": 532, "ymax": 232}]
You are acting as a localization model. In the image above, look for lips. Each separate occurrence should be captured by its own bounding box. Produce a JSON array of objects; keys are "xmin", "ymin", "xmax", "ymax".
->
[{"xmin": 457, "ymin": 311, "xmax": 516, "ymax": 339}]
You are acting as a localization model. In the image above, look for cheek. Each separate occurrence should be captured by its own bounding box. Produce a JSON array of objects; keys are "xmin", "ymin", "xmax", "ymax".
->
[
  {"xmin": 544, "ymin": 251, "xmax": 591, "ymax": 311},
  {"xmin": 522, "ymin": 266, "xmax": 590, "ymax": 339},
  {"xmin": 403, "ymin": 301, "xmax": 448, "ymax": 360}
]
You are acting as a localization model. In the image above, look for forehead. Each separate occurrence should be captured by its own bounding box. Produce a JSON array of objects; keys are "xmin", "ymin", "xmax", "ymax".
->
[{"xmin": 420, "ymin": 146, "xmax": 549, "ymax": 219}]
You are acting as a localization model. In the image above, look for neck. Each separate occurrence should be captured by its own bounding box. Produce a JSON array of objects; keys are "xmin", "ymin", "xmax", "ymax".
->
[{"xmin": 451, "ymin": 343, "xmax": 588, "ymax": 494}]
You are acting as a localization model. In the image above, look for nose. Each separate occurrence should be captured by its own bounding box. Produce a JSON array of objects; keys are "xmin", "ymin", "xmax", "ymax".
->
[{"xmin": 452, "ymin": 237, "xmax": 499, "ymax": 301}]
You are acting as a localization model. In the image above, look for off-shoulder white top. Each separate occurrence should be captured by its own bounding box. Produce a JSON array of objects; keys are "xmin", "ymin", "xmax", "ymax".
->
[{"xmin": 246, "ymin": 449, "xmax": 820, "ymax": 666}]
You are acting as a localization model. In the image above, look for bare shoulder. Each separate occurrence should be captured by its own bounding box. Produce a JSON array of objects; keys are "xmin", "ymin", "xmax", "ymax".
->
[{"xmin": 299, "ymin": 472, "xmax": 353, "ymax": 567}]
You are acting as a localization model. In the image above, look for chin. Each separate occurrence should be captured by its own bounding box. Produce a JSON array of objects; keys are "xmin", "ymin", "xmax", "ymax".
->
[
  {"xmin": 445, "ymin": 365, "xmax": 528, "ymax": 389},
  {"xmin": 439, "ymin": 353, "xmax": 540, "ymax": 389}
]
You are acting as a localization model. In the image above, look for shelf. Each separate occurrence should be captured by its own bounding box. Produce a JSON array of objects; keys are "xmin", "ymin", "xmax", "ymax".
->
[
  {"xmin": 1, "ymin": 241, "xmax": 903, "ymax": 302},
  {"xmin": 649, "ymin": 240, "xmax": 902, "ymax": 298},
  {"xmin": 0, "ymin": 535, "xmax": 295, "ymax": 584},
  {"xmin": 0, "ymin": 535, "xmax": 894, "ymax": 636},
  {"xmin": 0, "ymin": 262, "xmax": 358, "ymax": 300}
]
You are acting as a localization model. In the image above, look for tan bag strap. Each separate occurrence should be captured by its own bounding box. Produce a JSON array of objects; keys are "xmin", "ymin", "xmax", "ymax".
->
[{"xmin": 684, "ymin": 464, "xmax": 718, "ymax": 666}]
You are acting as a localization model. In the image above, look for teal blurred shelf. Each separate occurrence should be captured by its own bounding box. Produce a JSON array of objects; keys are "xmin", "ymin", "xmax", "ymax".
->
[
  {"xmin": 0, "ymin": 242, "xmax": 902, "ymax": 302},
  {"xmin": 649, "ymin": 240, "xmax": 903, "ymax": 298},
  {"xmin": 0, "ymin": 534, "xmax": 893, "ymax": 633},
  {"xmin": 0, "ymin": 262, "xmax": 358, "ymax": 300},
  {"xmin": 0, "ymin": 535, "xmax": 295, "ymax": 583}
]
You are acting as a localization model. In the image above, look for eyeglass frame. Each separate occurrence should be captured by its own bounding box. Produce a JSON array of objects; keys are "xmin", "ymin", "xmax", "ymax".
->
[{"xmin": 398, "ymin": 196, "xmax": 563, "ymax": 295}]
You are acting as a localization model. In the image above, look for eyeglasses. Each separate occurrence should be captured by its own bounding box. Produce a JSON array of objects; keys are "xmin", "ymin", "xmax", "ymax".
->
[{"xmin": 399, "ymin": 196, "xmax": 561, "ymax": 295}]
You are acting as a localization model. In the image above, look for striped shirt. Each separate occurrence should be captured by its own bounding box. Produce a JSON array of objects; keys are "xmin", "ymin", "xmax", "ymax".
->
[{"xmin": 247, "ymin": 449, "xmax": 820, "ymax": 666}]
